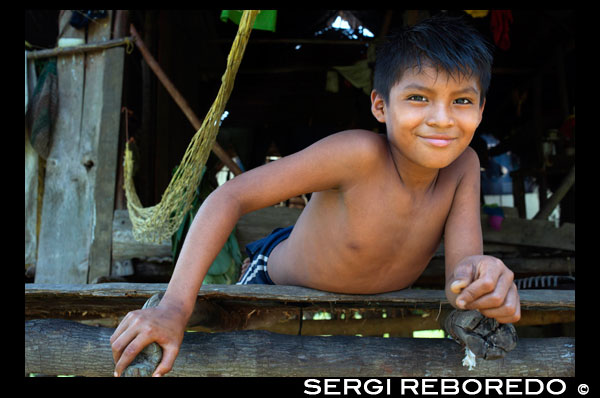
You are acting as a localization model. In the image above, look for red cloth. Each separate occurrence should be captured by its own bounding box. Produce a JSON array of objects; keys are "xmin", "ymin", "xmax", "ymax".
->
[{"xmin": 491, "ymin": 10, "xmax": 513, "ymax": 51}]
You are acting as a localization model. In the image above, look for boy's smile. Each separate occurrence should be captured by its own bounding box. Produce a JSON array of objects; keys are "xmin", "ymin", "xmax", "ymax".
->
[{"xmin": 371, "ymin": 66, "xmax": 485, "ymax": 186}]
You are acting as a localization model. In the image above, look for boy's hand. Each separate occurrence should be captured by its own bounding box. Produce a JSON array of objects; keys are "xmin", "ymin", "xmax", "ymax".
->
[
  {"xmin": 447, "ymin": 255, "xmax": 521, "ymax": 324},
  {"xmin": 110, "ymin": 304, "xmax": 186, "ymax": 377}
]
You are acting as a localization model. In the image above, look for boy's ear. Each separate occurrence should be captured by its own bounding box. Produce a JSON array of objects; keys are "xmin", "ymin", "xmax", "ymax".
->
[
  {"xmin": 478, "ymin": 97, "xmax": 486, "ymax": 123},
  {"xmin": 370, "ymin": 90, "xmax": 387, "ymax": 123}
]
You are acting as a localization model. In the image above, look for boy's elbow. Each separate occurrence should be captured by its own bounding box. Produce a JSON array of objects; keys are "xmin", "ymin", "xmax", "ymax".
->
[{"xmin": 207, "ymin": 182, "xmax": 244, "ymax": 218}]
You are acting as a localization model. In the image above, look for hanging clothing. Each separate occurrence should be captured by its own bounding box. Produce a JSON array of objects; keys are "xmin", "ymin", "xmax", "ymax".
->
[
  {"xmin": 490, "ymin": 10, "xmax": 513, "ymax": 51},
  {"xmin": 26, "ymin": 59, "xmax": 58, "ymax": 159}
]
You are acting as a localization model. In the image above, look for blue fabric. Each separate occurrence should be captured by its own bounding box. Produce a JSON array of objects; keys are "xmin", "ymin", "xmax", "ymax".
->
[{"xmin": 237, "ymin": 226, "xmax": 293, "ymax": 285}]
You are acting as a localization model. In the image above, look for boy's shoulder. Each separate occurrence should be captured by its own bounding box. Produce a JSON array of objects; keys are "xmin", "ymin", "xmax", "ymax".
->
[
  {"xmin": 330, "ymin": 128, "xmax": 386, "ymax": 146},
  {"xmin": 440, "ymin": 146, "xmax": 481, "ymax": 186},
  {"xmin": 315, "ymin": 129, "xmax": 389, "ymax": 183},
  {"xmin": 327, "ymin": 129, "xmax": 388, "ymax": 162},
  {"xmin": 447, "ymin": 146, "xmax": 480, "ymax": 174}
]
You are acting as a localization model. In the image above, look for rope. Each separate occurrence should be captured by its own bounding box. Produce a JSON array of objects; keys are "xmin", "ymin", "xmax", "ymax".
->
[{"xmin": 123, "ymin": 10, "xmax": 259, "ymax": 243}]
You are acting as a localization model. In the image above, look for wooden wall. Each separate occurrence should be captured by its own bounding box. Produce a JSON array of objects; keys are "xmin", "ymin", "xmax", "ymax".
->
[{"xmin": 33, "ymin": 11, "xmax": 125, "ymax": 283}]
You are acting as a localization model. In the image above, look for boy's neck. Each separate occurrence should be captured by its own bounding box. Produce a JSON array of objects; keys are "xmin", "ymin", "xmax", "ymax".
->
[{"xmin": 387, "ymin": 142, "xmax": 440, "ymax": 194}]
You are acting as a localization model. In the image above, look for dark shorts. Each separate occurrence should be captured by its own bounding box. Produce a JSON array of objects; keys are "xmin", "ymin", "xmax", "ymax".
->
[{"xmin": 236, "ymin": 226, "xmax": 293, "ymax": 285}]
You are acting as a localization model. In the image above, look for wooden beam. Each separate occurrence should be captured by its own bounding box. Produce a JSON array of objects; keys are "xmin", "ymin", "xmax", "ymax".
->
[
  {"xmin": 420, "ymin": 256, "xmax": 575, "ymax": 282},
  {"xmin": 25, "ymin": 318, "xmax": 575, "ymax": 377},
  {"xmin": 25, "ymin": 283, "xmax": 575, "ymax": 309},
  {"xmin": 481, "ymin": 216, "xmax": 574, "ymax": 251},
  {"xmin": 26, "ymin": 37, "xmax": 133, "ymax": 60},
  {"xmin": 25, "ymin": 283, "xmax": 575, "ymax": 323},
  {"xmin": 534, "ymin": 165, "xmax": 575, "ymax": 220}
]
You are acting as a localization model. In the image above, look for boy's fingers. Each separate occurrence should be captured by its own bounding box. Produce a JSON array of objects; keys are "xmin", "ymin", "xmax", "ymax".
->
[
  {"xmin": 463, "ymin": 271, "xmax": 512, "ymax": 310},
  {"xmin": 456, "ymin": 262, "xmax": 502, "ymax": 307},
  {"xmin": 114, "ymin": 334, "xmax": 149, "ymax": 377},
  {"xmin": 450, "ymin": 279, "xmax": 469, "ymax": 294},
  {"xmin": 451, "ymin": 262, "xmax": 475, "ymax": 287},
  {"xmin": 110, "ymin": 312, "xmax": 133, "ymax": 345},
  {"xmin": 110, "ymin": 321, "xmax": 138, "ymax": 365},
  {"xmin": 479, "ymin": 284, "xmax": 521, "ymax": 323},
  {"xmin": 449, "ymin": 262, "xmax": 475, "ymax": 304},
  {"xmin": 152, "ymin": 344, "xmax": 179, "ymax": 377}
]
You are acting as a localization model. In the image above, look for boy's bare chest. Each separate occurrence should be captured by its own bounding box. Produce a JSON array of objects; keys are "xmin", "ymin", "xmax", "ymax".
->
[
  {"xmin": 339, "ymin": 180, "xmax": 453, "ymax": 258},
  {"xmin": 275, "ymin": 180, "xmax": 456, "ymax": 292}
]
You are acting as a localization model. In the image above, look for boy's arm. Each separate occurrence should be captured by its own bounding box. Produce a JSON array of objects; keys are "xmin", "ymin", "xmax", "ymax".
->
[
  {"xmin": 157, "ymin": 130, "xmax": 379, "ymax": 319},
  {"xmin": 443, "ymin": 148, "xmax": 520, "ymax": 324},
  {"xmin": 111, "ymin": 130, "xmax": 380, "ymax": 376}
]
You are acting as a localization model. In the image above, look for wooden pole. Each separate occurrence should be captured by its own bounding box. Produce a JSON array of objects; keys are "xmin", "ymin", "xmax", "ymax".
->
[
  {"xmin": 25, "ymin": 318, "xmax": 575, "ymax": 377},
  {"xmin": 534, "ymin": 165, "xmax": 575, "ymax": 220},
  {"xmin": 26, "ymin": 37, "xmax": 133, "ymax": 60},
  {"xmin": 128, "ymin": 24, "xmax": 243, "ymax": 176}
]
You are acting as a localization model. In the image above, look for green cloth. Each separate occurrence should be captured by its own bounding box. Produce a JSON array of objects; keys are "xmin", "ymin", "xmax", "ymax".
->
[{"xmin": 220, "ymin": 10, "xmax": 277, "ymax": 32}]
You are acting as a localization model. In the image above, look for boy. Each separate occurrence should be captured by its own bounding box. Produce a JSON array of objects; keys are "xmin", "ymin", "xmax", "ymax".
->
[{"xmin": 111, "ymin": 14, "xmax": 520, "ymax": 377}]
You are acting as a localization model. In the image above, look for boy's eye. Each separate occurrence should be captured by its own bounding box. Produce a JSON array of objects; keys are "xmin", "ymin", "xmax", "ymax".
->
[
  {"xmin": 408, "ymin": 95, "xmax": 428, "ymax": 102},
  {"xmin": 454, "ymin": 98, "xmax": 473, "ymax": 105}
]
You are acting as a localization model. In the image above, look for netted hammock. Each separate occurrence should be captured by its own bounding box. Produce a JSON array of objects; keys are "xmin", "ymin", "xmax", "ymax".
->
[{"xmin": 124, "ymin": 10, "xmax": 259, "ymax": 244}]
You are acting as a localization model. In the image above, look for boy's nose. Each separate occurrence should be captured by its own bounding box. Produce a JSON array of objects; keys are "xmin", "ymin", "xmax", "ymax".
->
[{"xmin": 426, "ymin": 104, "xmax": 455, "ymax": 128}]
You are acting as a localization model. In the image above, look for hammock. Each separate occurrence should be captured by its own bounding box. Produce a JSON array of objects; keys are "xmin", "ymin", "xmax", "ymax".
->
[{"xmin": 123, "ymin": 10, "xmax": 258, "ymax": 244}]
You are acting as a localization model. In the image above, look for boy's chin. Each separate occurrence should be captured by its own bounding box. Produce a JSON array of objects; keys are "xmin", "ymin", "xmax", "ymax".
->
[{"xmin": 413, "ymin": 152, "xmax": 463, "ymax": 170}]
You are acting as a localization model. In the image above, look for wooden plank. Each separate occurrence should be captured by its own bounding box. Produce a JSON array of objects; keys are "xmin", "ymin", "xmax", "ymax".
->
[
  {"xmin": 481, "ymin": 215, "xmax": 574, "ymax": 251},
  {"xmin": 35, "ymin": 11, "xmax": 88, "ymax": 284},
  {"xmin": 25, "ymin": 318, "xmax": 575, "ymax": 377},
  {"xmin": 420, "ymin": 256, "xmax": 575, "ymax": 282},
  {"xmin": 84, "ymin": 11, "xmax": 125, "ymax": 282},
  {"xmin": 25, "ymin": 283, "xmax": 575, "ymax": 317},
  {"xmin": 84, "ymin": 11, "xmax": 120, "ymax": 283}
]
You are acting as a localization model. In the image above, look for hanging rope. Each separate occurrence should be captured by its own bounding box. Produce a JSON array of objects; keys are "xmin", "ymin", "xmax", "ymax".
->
[{"xmin": 123, "ymin": 10, "xmax": 259, "ymax": 243}]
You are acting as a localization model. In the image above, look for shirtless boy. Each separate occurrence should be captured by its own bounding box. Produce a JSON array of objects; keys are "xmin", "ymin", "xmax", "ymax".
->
[{"xmin": 111, "ymin": 14, "xmax": 521, "ymax": 377}]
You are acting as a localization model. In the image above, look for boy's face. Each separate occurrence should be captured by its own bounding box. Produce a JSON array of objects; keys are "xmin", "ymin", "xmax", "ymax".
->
[{"xmin": 371, "ymin": 66, "xmax": 485, "ymax": 170}]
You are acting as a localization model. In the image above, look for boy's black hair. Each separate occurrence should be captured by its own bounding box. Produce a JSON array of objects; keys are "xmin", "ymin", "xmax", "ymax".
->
[{"xmin": 373, "ymin": 14, "xmax": 493, "ymax": 106}]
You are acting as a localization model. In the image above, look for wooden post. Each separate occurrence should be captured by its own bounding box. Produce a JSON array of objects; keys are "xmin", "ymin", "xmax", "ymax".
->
[
  {"xmin": 36, "ymin": 11, "xmax": 88, "ymax": 283},
  {"xmin": 84, "ymin": 12, "xmax": 125, "ymax": 283},
  {"xmin": 534, "ymin": 165, "xmax": 575, "ymax": 221},
  {"xmin": 35, "ymin": 11, "xmax": 124, "ymax": 283},
  {"xmin": 25, "ymin": 318, "xmax": 575, "ymax": 377}
]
